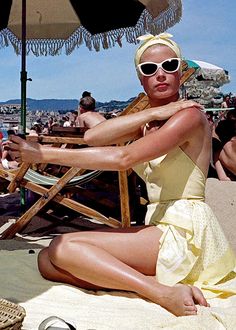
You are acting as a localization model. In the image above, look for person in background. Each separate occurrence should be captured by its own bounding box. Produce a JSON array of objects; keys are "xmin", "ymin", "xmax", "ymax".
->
[
  {"xmin": 76, "ymin": 95, "xmax": 105, "ymax": 128},
  {"xmin": 0, "ymin": 130, "xmax": 3, "ymax": 158},
  {"xmin": 47, "ymin": 117, "xmax": 54, "ymax": 134},
  {"xmin": 221, "ymin": 95, "xmax": 231, "ymax": 109},
  {"xmin": 62, "ymin": 116, "xmax": 71, "ymax": 127},
  {"xmin": 42, "ymin": 122, "xmax": 49, "ymax": 135},
  {"xmin": 1, "ymin": 129, "xmax": 18, "ymax": 169},
  {"xmin": 7, "ymin": 33, "xmax": 236, "ymax": 316},
  {"xmin": 218, "ymin": 95, "xmax": 231, "ymax": 122},
  {"xmin": 69, "ymin": 111, "xmax": 78, "ymax": 127},
  {"xmin": 82, "ymin": 90, "xmax": 91, "ymax": 98},
  {"xmin": 79, "ymin": 95, "xmax": 96, "ymax": 114},
  {"xmin": 212, "ymin": 110, "xmax": 236, "ymax": 180},
  {"xmin": 205, "ymin": 110, "xmax": 215, "ymax": 131},
  {"xmin": 29, "ymin": 123, "xmax": 42, "ymax": 136}
]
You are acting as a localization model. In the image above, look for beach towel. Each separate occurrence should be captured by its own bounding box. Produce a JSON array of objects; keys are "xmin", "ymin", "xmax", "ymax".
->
[{"xmin": 1, "ymin": 248, "xmax": 236, "ymax": 330}]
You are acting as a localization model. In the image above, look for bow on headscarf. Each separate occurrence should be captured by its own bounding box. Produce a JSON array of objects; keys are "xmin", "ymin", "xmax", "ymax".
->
[{"xmin": 134, "ymin": 32, "xmax": 182, "ymax": 68}]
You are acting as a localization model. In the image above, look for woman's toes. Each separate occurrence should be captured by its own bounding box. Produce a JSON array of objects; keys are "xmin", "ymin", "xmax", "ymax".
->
[
  {"xmin": 184, "ymin": 300, "xmax": 197, "ymax": 313},
  {"xmin": 191, "ymin": 286, "xmax": 208, "ymax": 306},
  {"xmin": 185, "ymin": 309, "xmax": 197, "ymax": 316}
]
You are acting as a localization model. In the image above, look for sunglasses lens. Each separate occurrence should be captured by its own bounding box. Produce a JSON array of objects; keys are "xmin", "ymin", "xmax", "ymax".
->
[
  {"xmin": 140, "ymin": 63, "xmax": 157, "ymax": 76},
  {"xmin": 162, "ymin": 59, "xmax": 179, "ymax": 72}
]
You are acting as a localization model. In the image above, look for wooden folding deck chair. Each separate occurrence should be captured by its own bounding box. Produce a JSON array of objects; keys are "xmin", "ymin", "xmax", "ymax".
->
[
  {"xmin": 0, "ymin": 133, "xmax": 125, "ymax": 239},
  {"xmin": 0, "ymin": 97, "xmax": 147, "ymax": 239}
]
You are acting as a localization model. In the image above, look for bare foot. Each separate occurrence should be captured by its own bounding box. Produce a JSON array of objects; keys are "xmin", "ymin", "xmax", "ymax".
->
[
  {"xmin": 160, "ymin": 284, "xmax": 209, "ymax": 316},
  {"xmin": 191, "ymin": 286, "xmax": 210, "ymax": 307},
  {"xmin": 159, "ymin": 284, "xmax": 198, "ymax": 316}
]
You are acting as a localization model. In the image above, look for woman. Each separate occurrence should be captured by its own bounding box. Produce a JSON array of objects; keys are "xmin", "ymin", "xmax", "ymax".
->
[{"xmin": 7, "ymin": 33, "xmax": 236, "ymax": 317}]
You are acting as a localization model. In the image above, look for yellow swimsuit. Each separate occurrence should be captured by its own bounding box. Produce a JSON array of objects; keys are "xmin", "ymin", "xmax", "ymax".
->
[{"xmin": 133, "ymin": 147, "xmax": 236, "ymax": 298}]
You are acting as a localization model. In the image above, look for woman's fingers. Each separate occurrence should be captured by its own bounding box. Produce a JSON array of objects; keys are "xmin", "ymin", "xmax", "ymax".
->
[
  {"xmin": 8, "ymin": 148, "xmax": 20, "ymax": 161},
  {"xmin": 9, "ymin": 134, "xmax": 23, "ymax": 144},
  {"xmin": 182, "ymin": 100, "xmax": 204, "ymax": 110},
  {"xmin": 7, "ymin": 141, "xmax": 19, "ymax": 151},
  {"xmin": 4, "ymin": 136, "xmax": 27, "ymax": 163}
]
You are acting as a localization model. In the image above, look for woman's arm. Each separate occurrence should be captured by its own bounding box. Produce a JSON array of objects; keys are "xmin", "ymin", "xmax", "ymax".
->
[
  {"xmin": 8, "ymin": 107, "xmax": 204, "ymax": 171},
  {"xmin": 84, "ymin": 100, "xmax": 203, "ymax": 146}
]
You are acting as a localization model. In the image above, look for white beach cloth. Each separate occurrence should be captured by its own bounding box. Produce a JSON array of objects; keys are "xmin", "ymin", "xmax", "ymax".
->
[{"xmin": 0, "ymin": 249, "xmax": 236, "ymax": 330}]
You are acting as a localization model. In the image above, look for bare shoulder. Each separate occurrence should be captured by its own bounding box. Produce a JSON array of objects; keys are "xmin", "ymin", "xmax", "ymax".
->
[
  {"xmin": 168, "ymin": 106, "xmax": 208, "ymax": 132},
  {"xmin": 175, "ymin": 108, "xmax": 211, "ymax": 173},
  {"xmin": 177, "ymin": 106, "xmax": 206, "ymax": 120}
]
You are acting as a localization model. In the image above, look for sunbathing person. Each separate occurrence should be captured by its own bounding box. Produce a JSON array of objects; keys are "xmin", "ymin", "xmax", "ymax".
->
[
  {"xmin": 212, "ymin": 112, "xmax": 236, "ymax": 180},
  {"xmin": 1, "ymin": 129, "xmax": 18, "ymax": 170},
  {"xmin": 7, "ymin": 33, "xmax": 236, "ymax": 317},
  {"xmin": 214, "ymin": 137, "xmax": 236, "ymax": 180},
  {"xmin": 76, "ymin": 95, "xmax": 106, "ymax": 128}
]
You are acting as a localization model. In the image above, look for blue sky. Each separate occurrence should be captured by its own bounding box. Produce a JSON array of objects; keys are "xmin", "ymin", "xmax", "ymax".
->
[{"xmin": 0, "ymin": 0, "xmax": 235, "ymax": 103}]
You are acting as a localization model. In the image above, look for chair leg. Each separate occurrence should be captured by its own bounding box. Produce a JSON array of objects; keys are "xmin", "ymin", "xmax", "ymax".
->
[
  {"xmin": 0, "ymin": 167, "xmax": 122, "ymax": 239},
  {"xmin": 7, "ymin": 163, "xmax": 30, "ymax": 193},
  {"xmin": 0, "ymin": 167, "xmax": 82, "ymax": 239},
  {"xmin": 118, "ymin": 170, "xmax": 131, "ymax": 228}
]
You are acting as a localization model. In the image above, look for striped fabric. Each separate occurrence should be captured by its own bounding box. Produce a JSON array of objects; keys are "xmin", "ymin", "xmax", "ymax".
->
[{"xmin": 24, "ymin": 169, "xmax": 103, "ymax": 187}]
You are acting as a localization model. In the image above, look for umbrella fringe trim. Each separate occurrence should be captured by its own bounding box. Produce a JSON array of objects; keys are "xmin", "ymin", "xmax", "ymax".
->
[{"xmin": 0, "ymin": 1, "xmax": 182, "ymax": 56}]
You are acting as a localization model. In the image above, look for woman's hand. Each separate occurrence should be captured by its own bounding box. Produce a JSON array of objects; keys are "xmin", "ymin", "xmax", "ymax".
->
[
  {"xmin": 4, "ymin": 135, "xmax": 42, "ymax": 164},
  {"xmin": 153, "ymin": 99, "xmax": 204, "ymax": 121}
]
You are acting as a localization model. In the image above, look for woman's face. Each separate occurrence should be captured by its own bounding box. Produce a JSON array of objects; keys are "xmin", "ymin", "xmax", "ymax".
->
[{"xmin": 139, "ymin": 45, "xmax": 181, "ymax": 105}]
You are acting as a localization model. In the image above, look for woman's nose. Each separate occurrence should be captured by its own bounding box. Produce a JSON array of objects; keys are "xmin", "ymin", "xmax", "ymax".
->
[{"xmin": 155, "ymin": 68, "xmax": 166, "ymax": 80}]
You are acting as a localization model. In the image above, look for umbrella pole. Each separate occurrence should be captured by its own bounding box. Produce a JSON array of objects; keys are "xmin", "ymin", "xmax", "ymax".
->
[
  {"xmin": 20, "ymin": 0, "xmax": 27, "ymax": 209},
  {"xmin": 21, "ymin": 0, "xmax": 27, "ymax": 133}
]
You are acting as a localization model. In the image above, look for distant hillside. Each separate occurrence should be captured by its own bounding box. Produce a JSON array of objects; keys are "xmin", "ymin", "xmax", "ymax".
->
[
  {"xmin": 0, "ymin": 97, "xmax": 136, "ymax": 113},
  {"xmin": 0, "ymin": 98, "xmax": 78, "ymax": 112}
]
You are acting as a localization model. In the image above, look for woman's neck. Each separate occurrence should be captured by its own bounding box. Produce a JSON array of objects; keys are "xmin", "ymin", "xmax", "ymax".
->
[{"xmin": 149, "ymin": 93, "xmax": 180, "ymax": 107}]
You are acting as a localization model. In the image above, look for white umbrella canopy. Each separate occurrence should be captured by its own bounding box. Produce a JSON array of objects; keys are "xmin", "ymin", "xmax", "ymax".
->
[
  {"xmin": 185, "ymin": 60, "xmax": 230, "ymax": 86},
  {"xmin": 182, "ymin": 59, "xmax": 230, "ymax": 104}
]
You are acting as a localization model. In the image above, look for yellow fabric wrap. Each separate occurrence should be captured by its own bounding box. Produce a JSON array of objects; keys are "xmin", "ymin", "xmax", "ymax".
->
[
  {"xmin": 133, "ymin": 147, "xmax": 236, "ymax": 299},
  {"xmin": 134, "ymin": 32, "xmax": 182, "ymax": 67}
]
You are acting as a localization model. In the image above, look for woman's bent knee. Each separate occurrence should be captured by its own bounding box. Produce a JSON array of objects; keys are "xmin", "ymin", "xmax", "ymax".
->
[
  {"xmin": 47, "ymin": 234, "xmax": 71, "ymax": 266},
  {"xmin": 38, "ymin": 235, "xmax": 71, "ymax": 279},
  {"xmin": 48, "ymin": 235, "xmax": 66, "ymax": 264},
  {"xmin": 37, "ymin": 247, "xmax": 51, "ymax": 279},
  {"xmin": 37, "ymin": 235, "xmax": 67, "ymax": 277}
]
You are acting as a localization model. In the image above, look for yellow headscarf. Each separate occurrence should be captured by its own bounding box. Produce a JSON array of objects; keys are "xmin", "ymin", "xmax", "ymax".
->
[{"xmin": 134, "ymin": 33, "xmax": 182, "ymax": 68}]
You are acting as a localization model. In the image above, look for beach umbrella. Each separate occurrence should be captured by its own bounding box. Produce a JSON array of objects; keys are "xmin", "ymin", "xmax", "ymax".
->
[
  {"xmin": 0, "ymin": 0, "xmax": 182, "ymax": 132},
  {"xmin": 182, "ymin": 59, "xmax": 230, "ymax": 104}
]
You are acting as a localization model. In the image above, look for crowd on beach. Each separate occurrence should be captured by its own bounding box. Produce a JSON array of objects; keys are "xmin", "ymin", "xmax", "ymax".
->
[
  {"xmin": 0, "ymin": 91, "xmax": 105, "ymax": 170},
  {"xmin": 1, "ymin": 92, "xmax": 235, "ymax": 180},
  {"xmin": 206, "ymin": 94, "xmax": 236, "ymax": 181},
  {"xmin": 27, "ymin": 90, "xmax": 103, "ymax": 135}
]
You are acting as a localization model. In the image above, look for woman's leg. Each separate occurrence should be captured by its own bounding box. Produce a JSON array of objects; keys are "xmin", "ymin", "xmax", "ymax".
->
[{"xmin": 38, "ymin": 226, "xmax": 207, "ymax": 316}]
